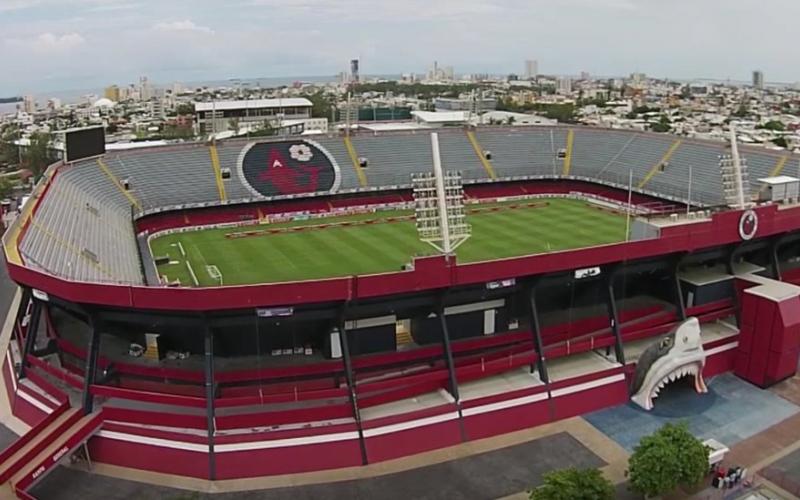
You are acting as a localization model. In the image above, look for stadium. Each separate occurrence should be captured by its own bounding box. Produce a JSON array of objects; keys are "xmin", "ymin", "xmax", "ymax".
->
[{"xmin": 2, "ymin": 124, "xmax": 800, "ymax": 494}]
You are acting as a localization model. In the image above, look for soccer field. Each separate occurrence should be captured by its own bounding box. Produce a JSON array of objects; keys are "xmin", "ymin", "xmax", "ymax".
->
[{"xmin": 150, "ymin": 198, "xmax": 628, "ymax": 287}]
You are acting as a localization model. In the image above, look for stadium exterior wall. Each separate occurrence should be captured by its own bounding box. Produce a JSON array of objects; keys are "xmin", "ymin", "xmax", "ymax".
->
[{"xmin": 0, "ymin": 310, "xmax": 740, "ymax": 480}]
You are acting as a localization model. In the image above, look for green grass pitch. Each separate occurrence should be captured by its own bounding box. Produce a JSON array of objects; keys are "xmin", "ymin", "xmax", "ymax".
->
[{"xmin": 149, "ymin": 198, "xmax": 628, "ymax": 287}]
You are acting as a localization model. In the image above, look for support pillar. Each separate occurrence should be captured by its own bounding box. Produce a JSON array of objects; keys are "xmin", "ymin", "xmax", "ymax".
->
[
  {"xmin": 437, "ymin": 298, "xmax": 466, "ymax": 441},
  {"xmin": 204, "ymin": 326, "xmax": 216, "ymax": 480},
  {"xmin": 726, "ymin": 244, "xmax": 742, "ymax": 327},
  {"xmin": 771, "ymin": 236, "xmax": 784, "ymax": 281},
  {"xmin": 339, "ymin": 308, "xmax": 368, "ymax": 465},
  {"xmin": 14, "ymin": 288, "xmax": 32, "ymax": 337},
  {"xmin": 82, "ymin": 315, "xmax": 102, "ymax": 414},
  {"xmin": 605, "ymin": 268, "xmax": 626, "ymax": 366},
  {"xmin": 527, "ymin": 283, "xmax": 549, "ymax": 383},
  {"xmin": 19, "ymin": 299, "xmax": 42, "ymax": 379},
  {"xmin": 725, "ymin": 245, "xmax": 739, "ymax": 276},
  {"xmin": 673, "ymin": 255, "xmax": 687, "ymax": 321},
  {"xmin": 437, "ymin": 302, "xmax": 461, "ymax": 404}
]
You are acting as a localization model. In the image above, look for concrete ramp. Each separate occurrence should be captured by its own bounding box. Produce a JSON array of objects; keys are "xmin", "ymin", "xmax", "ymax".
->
[{"xmin": 0, "ymin": 404, "xmax": 102, "ymax": 499}]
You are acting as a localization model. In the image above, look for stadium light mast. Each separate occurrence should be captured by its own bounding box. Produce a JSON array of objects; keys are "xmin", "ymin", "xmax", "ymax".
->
[
  {"xmin": 431, "ymin": 133, "xmax": 452, "ymax": 253},
  {"xmin": 625, "ymin": 169, "xmax": 633, "ymax": 242},
  {"xmin": 729, "ymin": 126, "xmax": 746, "ymax": 209},
  {"xmin": 719, "ymin": 124, "xmax": 751, "ymax": 210},
  {"xmin": 412, "ymin": 133, "xmax": 471, "ymax": 254}
]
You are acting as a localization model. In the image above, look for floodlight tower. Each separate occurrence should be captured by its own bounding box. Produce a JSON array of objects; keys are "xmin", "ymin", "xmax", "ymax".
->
[
  {"xmin": 412, "ymin": 133, "xmax": 471, "ymax": 253},
  {"xmin": 719, "ymin": 125, "xmax": 751, "ymax": 210}
]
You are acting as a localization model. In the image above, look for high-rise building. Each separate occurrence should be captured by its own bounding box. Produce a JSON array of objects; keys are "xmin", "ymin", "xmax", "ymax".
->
[
  {"xmin": 22, "ymin": 95, "xmax": 35, "ymax": 114},
  {"xmin": 151, "ymin": 99, "xmax": 166, "ymax": 120},
  {"xmin": 47, "ymin": 98, "xmax": 61, "ymax": 110},
  {"xmin": 557, "ymin": 77, "xmax": 572, "ymax": 95},
  {"xmin": 630, "ymin": 72, "xmax": 647, "ymax": 86},
  {"xmin": 104, "ymin": 85, "xmax": 121, "ymax": 101},
  {"xmin": 350, "ymin": 59, "xmax": 360, "ymax": 84},
  {"xmin": 752, "ymin": 70, "xmax": 764, "ymax": 89},
  {"xmin": 524, "ymin": 60, "xmax": 538, "ymax": 80},
  {"xmin": 580, "ymin": 71, "xmax": 590, "ymax": 81},
  {"xmin": 427, "ymin": 61, "xmax": 439, "ymax": 81},
  {"xmin": 139, "ymin": 76, "xmax": 152, "ymax": 101}
]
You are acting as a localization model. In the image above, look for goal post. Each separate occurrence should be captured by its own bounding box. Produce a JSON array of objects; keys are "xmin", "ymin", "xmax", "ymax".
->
[{"xmin": 206, "ymin": 264, "xmax": 223, "ymax": 286}]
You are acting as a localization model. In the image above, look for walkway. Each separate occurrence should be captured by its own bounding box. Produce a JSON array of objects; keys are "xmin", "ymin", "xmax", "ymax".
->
[{"xmin": 29, "ymin": 418, "xmax": 626, "ymax": 499}]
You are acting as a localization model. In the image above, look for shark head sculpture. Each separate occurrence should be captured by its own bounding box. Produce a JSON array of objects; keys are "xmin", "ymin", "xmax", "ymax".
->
[{"xmin": 630, "ymin": 317, "xmax": 708, "ymax": 411}]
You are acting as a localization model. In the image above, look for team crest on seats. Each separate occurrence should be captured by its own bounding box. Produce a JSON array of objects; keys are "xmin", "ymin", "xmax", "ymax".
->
[{"xmin": 238, "ymin": 140, "xmax": 341, "ymax": 197}]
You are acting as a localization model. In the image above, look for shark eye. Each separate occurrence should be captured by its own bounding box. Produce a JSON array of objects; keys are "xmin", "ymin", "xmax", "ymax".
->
[{"xmin": 683, "ymin": 336, "xmax": 689, "ymax": 343}]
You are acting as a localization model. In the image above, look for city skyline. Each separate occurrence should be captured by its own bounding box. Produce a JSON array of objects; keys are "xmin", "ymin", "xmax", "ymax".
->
[{"xmin": 3, "ymin": 0, "xmax": 800, "ymax": 96}]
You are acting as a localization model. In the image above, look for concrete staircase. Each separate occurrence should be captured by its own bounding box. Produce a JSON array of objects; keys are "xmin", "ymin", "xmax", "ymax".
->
[
  {"xmin": 396, "ymin": 328, "xmax": 414, "ymax": 351},
  {"xmin": 0, "ymin": 403, "xmax": 102, "ymax": 499}
]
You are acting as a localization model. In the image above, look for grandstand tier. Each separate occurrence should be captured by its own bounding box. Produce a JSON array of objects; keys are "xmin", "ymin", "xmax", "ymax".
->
[{"xmin": 10, "ymin": 126, "xmax": 797, "ymax": 286}]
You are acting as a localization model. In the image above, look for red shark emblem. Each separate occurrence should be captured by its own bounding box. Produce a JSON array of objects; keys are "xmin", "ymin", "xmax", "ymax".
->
[{"xmin": 259, "ymin": 149, "xmax": 321, "ymax": 195}]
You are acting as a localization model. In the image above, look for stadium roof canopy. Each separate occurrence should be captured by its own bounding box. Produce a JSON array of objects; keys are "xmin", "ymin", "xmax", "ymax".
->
[
  {"xmin": 195, "ymin": 98, "xmax": 312, "ymax": 112},
  {"xmin": 411, "ymin": 110, "xmax": 469, "ymax": 124},
  {"xmin": 758, "ymin": 175, "xmax": 800, "ymax": 185},
  {"xmin": 358, "ymin": 122, "xmax": 431, "ymax": 132},
  {"xmin": 477, "ymin": 110, "xmax": 557, "ymax": 126}
]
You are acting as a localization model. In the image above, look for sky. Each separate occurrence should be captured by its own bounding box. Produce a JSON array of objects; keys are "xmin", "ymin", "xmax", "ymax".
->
[{"xmin": 1, "ymin": 0, "xmax": 799, "ymax": 96}]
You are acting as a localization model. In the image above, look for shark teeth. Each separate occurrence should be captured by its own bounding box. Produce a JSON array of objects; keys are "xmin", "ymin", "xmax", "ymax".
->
[{"xmin": 648, "ymin": 363, "xmax": 705, "ymax": 401}]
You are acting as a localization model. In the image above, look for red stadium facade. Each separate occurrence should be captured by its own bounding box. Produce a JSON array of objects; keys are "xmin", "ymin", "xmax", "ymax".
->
[{"xmin": 2, "ymin": 128, "xmax": 800, "ymax": 495}]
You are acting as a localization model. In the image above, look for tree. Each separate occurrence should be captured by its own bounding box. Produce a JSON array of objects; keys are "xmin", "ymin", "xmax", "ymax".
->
[
  {"xmin": 0, "ymin": 123, "xmax": 21, "ymax": 167},
  {"xmin": 23, "ymin": 132, "xmax": 54, "ymax": 180},
  {"xmin": 530, "ymin": 468, "xmax": 614, "ymax": 500},
  {"xmin": 175, "ymin": 103, "xmax": 195, "ymax": 116},
  {"xmin": 161, "ymin": 125, "xmax": 195, "ymax": 140},
  {"xmin": 228, "ymin": 118, "xmax": 240, "ymax": 135},
  {"xmin": 0, "ymin": 177, "xmax": 15, "ymax": 199},
  {"xmin": 650, "ymin": 114, "xmax": 672, "ymax": 133},
  {"xmin": 757, "ymin": 120, "xmax": 785, "ymax": 131},
  {"xmin": 732, "ymin": 103, "xmax": 749, "ymax": 118},
  {"xmin": 628, "ymin": 422, "xmax": 708, "ymax": 498},
  {"xmin": 305, "ymin": 91, "xmax": 334, "ymax": 119},
  {"xmin": 249, "ymin": 120, "xmax": 275, "ymax": 137},
  {"xmin": 772, "ymin": 137, "xmax": 788, "ymax": 148},
  {"xmin": 350, "ymin": 81, "xmax": 480, "ymax": 100}
]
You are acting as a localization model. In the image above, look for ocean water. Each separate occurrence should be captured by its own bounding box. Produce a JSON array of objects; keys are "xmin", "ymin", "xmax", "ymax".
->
[
  {"xmin": 0, "ymin": 74, "xmax": 401, "ymax": 117},
  {"xmin": 0, "ymin": 102, "xmax": 20, "ymax": 116}
]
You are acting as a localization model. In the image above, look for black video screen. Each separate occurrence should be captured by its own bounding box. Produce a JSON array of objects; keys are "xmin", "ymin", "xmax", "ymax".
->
[{"xmin": 65, "ymin": 127, "xmax": 105, "ymax": 163}]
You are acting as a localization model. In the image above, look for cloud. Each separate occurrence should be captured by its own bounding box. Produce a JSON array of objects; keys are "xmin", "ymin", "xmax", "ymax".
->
[
  {"xmin": 0, "ymin": 0, "xmax": 134, "ymax": 12},
  {"xmin": 153, "ymin": 20, "xmax": 214, "ymax": 35},
  {"xmin": 5, "ymin": 32, "xmax": 86, "ymax": 54},
  {"xmin": 246, "ymin": 0, "xmax": 504, "ymax": 22},
  {"xmin": 34, "ymin": 32, "xmax": 85, "ymax": 52},
  {"xmin": 3, "ymin": 0, "xmax": 800, "ymax": 96},
  {"xmin": 87, "ymin": 2, "xmax": 139, "ymax": 12},
  {"xmin": 0, "ymin": 0, "xmax": 42, "ymax": 12}
]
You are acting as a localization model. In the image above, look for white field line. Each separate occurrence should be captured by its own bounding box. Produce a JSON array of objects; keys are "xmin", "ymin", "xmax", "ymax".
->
[{"xmin": 186, "ymin": 260, "xmax": 199, "ymax": 286}]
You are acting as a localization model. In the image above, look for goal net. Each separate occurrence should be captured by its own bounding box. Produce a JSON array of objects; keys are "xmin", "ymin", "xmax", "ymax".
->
[{"xmin": 206, "ymin": 265, "xmax": 223, "ymax": 286}]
